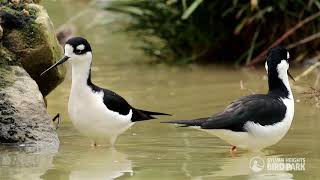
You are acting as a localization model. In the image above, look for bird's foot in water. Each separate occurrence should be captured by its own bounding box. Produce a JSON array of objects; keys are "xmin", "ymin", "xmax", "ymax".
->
[
  {"xmin": 230, "ymin": 145, "xmax": 237, "ymax": 157},
  {"xmin": 91, "ymin": 141, "xmax": 96, "ymax": 147},
  {"xmin": 91, "ymin": 141, "xmax": 102, "ymax": 147},
  {"xmin": 52, "ymin": 113, "xmax": 61, "ymax": 129}
]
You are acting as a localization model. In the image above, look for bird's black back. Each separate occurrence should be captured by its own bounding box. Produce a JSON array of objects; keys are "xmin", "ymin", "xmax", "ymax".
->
[
  {"xmin": 87, "ymin": 74, "xmax": 169, "ymax": 121},
  {"xmin": 164, "ymin": 94, "xmax": 287, "ymax": 132},
  {"xmin": 203, "ymin": 94, "xmax": 287, "ymax": 131}
]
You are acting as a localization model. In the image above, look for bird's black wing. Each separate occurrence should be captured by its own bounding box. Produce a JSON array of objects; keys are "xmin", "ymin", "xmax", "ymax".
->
[
  {"xmin": 201, "ymin": 94, "xmax": 287, "ymax": 131},
  {"xmin": 101, "ymin": 89, "xmax": 133, "ymax": 116},
  {"xmin": 163, "ymin": 94, "xmax": 287, "ymax": 132},
  {"xmin": 98, "ymin": 88, "xmax": 170, "ymax": 122}
]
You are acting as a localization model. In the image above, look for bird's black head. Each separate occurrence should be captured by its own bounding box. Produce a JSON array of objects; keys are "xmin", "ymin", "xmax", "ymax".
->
[
  {"xmin": 265, "ymin": 46, "xmax": 295, "ymax": 98},
  {"xmin": 65, "ymin": 37, "xmax": 92, "ymax": 56},
  {"xmin": 265, "ymin": 46, "xmax": 294, "ymax": 81},
  {"xmin": 266, "ymin": 46, "xmax": 289, "ymax": 69},
  {"xmin": 40, "ymin": 37, "xmax": 93, "ymax": 76}
]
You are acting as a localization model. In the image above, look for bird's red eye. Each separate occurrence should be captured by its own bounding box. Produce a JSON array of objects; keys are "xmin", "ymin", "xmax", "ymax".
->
[{"xmin": 74, "ymin": 49, "xmax": 82, "ymax": 55}]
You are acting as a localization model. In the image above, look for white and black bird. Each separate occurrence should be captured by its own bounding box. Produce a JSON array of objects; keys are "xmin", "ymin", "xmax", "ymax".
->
[
  {"xmin": 41, "ymin": 37, "xmax": 170, "ymax": 146},
  {"xmin": 164, "ymin": 46, "xmax": 295, "ymax": 152}
]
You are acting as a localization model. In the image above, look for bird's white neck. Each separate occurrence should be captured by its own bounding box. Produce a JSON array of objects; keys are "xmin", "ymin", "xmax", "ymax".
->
[
  {"xmin": 71, "ymin": 60, "xmax": 92, "ymax": 91},
  {"xmin": 267, "ymin": 60, "xmax": 293, "ymax": 99},
  {"xmin": 277, "ymin": 66, "xmax": 293, "ymax": 100}
]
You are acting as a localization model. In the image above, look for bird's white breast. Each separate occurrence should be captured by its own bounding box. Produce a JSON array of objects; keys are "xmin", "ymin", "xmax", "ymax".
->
[
  {"xmin": 244, "ymin": 97, "xmax": 294, "ymax": 150},
  {"xmin": 68, "ymin": 85, "xmax": 133, "ymax": 140}
]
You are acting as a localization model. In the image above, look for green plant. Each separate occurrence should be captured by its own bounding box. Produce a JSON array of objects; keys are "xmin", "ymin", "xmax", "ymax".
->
[{"xmin": 105, "ymin": 0, "xmax": 320, "ymax": 65}]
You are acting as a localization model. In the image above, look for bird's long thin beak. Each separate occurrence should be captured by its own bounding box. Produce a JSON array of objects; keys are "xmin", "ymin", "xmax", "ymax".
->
[
  {"xmin": 288, "ymin": 71, "xmax": 295, "ymax": 82},
  {"xmin": 40, "ymin": 56, "xmax": 69, "ymax": 76}
]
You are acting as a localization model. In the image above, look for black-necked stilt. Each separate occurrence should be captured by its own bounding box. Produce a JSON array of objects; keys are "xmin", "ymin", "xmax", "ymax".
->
[
  {"xmin": 164, "ymin": 46, "xmax": 295, "ymax": 152},
  {"xmin": 41, "ymin": 37, "xmax": 170, "ymax": 146}
]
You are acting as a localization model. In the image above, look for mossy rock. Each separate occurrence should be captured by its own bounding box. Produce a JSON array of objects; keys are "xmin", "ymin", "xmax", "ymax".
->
[
  {"xmin": 0, "ymin": 66, "xmax": 59, "ymax": 146},
  {"xmin": 0, "ymin": 1, "xmax": 60, "ymax": 147},
  {"xmin": 1, "ymin": 2, "xmax": 65, "ymax": 96}
]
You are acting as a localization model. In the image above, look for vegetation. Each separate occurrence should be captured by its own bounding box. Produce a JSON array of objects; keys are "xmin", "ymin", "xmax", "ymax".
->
[
  {"xmin": 303, "ymin": 88, "xmax": 320, "ymax": 108},
  {"xmin": 105, "ymin": 0, "xmax": 320, "ymax": 65}
]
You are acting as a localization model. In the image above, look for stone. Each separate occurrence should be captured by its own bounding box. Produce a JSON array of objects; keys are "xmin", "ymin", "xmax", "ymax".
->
[
  {"xmin": 0, "ymin": 66, "xmax": 59, "ymax": 147},
  {"xmin": 0, "ymin": 1, "xmax": 61, "ymax": 147},
  {"xmin": 1, "ymin": 2, "xmax": 66, "ymax": 96},
  {"xmin": 22, "ymin": 9, "xmax": 29, "ymax": 16},
  {"xmin": 10, "ymin": 0, "xmax": 20, "ymax": 5}
]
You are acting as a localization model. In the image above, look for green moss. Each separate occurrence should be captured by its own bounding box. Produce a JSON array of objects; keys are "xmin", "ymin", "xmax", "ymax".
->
[
  {"xmin": 0, "ymin": 6, "xmax": 17, "ymax": 15},
  {"xmin": 0, "ymin": 2, "xmax": 37, "ymax": 20},
  {"xmin": 21, "ymin": 23, "xmax": 44, "ymax": 48},
  {"xmin": 0, "ymin": 66, "xmax": 14, "ymax": 88},
  {"xmin": 0, "ymin": 0, "xmax": 8, "ymax": 6},
  {"xmin": 27, "ymin": 6, "xmax": 38, "ymax": 17},
  {"xmin": 0, "ymin": 40, "xmax": 17, "ymax": 89},
  {"xmin": 0, "ymin": 2, "xmax": 65, "ymax": 95},
  {"xmin": 1, "ymin": 3, "xmax": 42, "ymax": 54},
  {"xmin": 0, "ymin": 3, "xmax": 30, "ymax": 89},
  {"xmin": 1, "ymin": 3, "xmax": 23, "ymax": 13},
  {"xmin": 0, "ymin": 45, "xmax": 18, "ymax": 66},
  {"xmin": 0, "ymin": 0, "xmax": 8, "ymax": 4}
]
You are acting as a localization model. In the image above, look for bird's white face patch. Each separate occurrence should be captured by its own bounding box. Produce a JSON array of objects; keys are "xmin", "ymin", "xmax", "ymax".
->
[
  {"xmin": 76, "ymin": 44, "xmax": 85, "ymax": 51},
  {"xmin": 277, "ymin": 60, "xmax": 293, "ymax": 99},
  {"xmin": 287, "ymin": 52, "xmax": 290, "ymax": 59},
  {"xmin": 64, "ymin": 44, "xmax": 92, "ymax": 64},
  {"xmin": 265, "ymin": 61, "xmax": 268, "ymax": 73},
  {"xmin": 64, "ymin": 44, "xmax": 74, "ymax": 57},
  {"xmin": 277, "ymin": 60, "xmax": 289, "ymax": 73}
]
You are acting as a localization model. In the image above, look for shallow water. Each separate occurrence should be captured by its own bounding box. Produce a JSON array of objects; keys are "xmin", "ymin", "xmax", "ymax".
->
[{"xmin": 1, "ymin": 0, "xmax": 320, "ymax": 179}]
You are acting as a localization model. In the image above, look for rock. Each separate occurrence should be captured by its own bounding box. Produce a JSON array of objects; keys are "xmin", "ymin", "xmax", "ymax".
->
[
  {"xmin": 22, "ymin": 9, "xmax": 30, "ymax": 16},
  {"xmin": 10, "ymin": 0, "xmax": 20, "ymax": 5},
  {"xmin": 0, "ymin": 66, "xmax": 59, "ymax": 147},
  {"xmin": 1, "ymin": 2, "xmax": 66, "ymax": 96},
  {"xmin": 0, "ymin": 1, "xmax": 61, "ymax": 147}
]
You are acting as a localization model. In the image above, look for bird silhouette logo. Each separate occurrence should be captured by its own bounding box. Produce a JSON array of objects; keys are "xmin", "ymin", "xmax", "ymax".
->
[{"xmin": 249, "ymin": 156, "xmax": 265, "ymax": 172}]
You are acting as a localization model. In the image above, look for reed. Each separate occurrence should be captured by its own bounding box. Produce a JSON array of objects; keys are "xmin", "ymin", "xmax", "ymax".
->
[{"xmin": 105, "ymin": 0, "xmax": 320, "ymax": 65}]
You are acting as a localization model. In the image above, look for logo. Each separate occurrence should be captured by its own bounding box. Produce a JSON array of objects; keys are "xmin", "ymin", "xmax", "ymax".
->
[
  {"xmin": 249, "ymin": 156, "xmax": 265, "ymax": 172},
  {"xmin": 249, "ymin": 156, "xmax": 306, "ymax": 172}
]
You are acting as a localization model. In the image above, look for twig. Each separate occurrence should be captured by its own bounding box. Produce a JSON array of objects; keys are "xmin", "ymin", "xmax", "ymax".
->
[
  {"xmin": 246, "ymin": 25, "xmax": 260, "ymax": 65},
  {"xmin": 182, "ymin": 0, "xmax": 187, "ymax": 10},
  {"xmin": 247, "ymin": 11, "xmax": 320, "ymax": 67},
  {"xmin": 181, "ymin": 0, "xmax": 203, "ymax": 20},
  {"xmin": 295, "ymin": 54, "xmax": 320, "ymax": 81},
  {"xmin": 240, "ymin": 80, "xmax": 255, "ymax": 94},
  {"xmin": 287, "ymin": 32, "xmax": 320, "ymax": 49},
  {"xmin": 315, "ymin": 73, "xmax": 320, "ymax": 88}
]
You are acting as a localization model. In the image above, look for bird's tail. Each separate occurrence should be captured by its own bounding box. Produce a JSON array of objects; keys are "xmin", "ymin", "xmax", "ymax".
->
[
  {"xmin": 132, "ymin": 109, "xmax": 171, "ymax": 122},
  {"xmin": 138, "ymin": 109, "xmax": 171, "ymax": 116},
  {"xmin": 161, "ymin": 118, "xmax": 208, "ymax": 127}
]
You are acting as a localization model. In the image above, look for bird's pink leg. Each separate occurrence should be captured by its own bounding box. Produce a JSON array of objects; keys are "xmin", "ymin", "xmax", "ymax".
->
[{"xmin": 230, "ymin": 145, "xmax": 237, "ymax": 157}]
